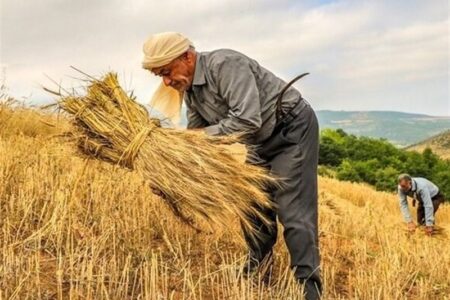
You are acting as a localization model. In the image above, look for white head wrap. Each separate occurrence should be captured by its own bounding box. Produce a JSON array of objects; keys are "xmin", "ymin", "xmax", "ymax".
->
[
  {"xmin": 142, "ymin": 32, "xmax": 193, "ymax": 125},
  {"xmin": 142, "ymin": 32, "xmax": 193, "ymax": 69}
]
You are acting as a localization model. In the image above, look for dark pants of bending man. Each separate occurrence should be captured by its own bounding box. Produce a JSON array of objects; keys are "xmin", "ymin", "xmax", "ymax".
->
[
  {"xmin": 242, "ymin": 99, "xmax": 322, "ymax": 300},
  {"xmin": 417, "ymin": 192, "xmax": 445, "ymax": 225}
]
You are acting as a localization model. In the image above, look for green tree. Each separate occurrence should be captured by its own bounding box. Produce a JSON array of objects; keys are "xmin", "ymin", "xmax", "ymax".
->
[
  {"xmin": 337, "ymin": 160, "xmax": 362, "ymax": 182},
  {"xmin": 319, "ymin": 135, "xmax": 345, "ymax": 166},
  {"xmin": 374, "ymin": 166, "xmax": 399, "ymax": 191}
]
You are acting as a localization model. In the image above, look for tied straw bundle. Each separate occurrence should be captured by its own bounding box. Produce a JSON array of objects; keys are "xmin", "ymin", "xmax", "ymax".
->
[{"xmin": 48, "ymin": 71, "xmax": 276, "ymax": 241}]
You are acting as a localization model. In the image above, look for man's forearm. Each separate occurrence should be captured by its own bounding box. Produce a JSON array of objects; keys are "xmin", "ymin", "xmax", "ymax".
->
[
  {"xmin": 399, "ymin": 198, "xmax": 412, "ymax": 222},
  {"xmin": 424, "ymin": 206, "xmax": 434, "ymax": 226},
  {"xmin": 203, "ymin": 116, "xmax": 261, "ymax": 137},
  {"xmin": 420, "ymin": 190, "xmax": 435, "ymax": 226}
]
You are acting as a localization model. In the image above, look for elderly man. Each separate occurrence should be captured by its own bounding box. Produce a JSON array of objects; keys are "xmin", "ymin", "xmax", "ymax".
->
[
  {"xmin": 142, "ymin": 32, "xmax": 322, "ymax": 299},
  {"xmin": 397, "ymin": 174, "xmax": 446, "ymax": 235}
]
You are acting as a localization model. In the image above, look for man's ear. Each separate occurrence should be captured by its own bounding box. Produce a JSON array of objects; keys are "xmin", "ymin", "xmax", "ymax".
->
[
  {"xmin": 185, "ymin": 51, "xmax": 195, "ymax": 63},
  {"xmin": 179, "ymin": 52, "xmax": 188, "ymax": 61}
]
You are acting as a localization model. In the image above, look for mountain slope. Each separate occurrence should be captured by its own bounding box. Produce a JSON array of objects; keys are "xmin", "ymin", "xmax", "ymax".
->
[
  {"xmin": 316, "ymin": 110, "xmax": 450, "ymax": 147},
  {"xmin": 407, "ymin": 130, "xmax": 450, "ymax": 159}
]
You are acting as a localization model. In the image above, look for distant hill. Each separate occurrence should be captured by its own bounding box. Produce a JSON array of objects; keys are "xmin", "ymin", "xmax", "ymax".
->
[
  {"xmin": 176, "ymin": 109, "xmax": 450, "ymax": 147},
  {"xmin": 316, "ymin": 110, "xmax": 450, "ymax": 147},
  {"xmin": 406, "ymin": 130, "xmax": 450, "ymax": 160}
]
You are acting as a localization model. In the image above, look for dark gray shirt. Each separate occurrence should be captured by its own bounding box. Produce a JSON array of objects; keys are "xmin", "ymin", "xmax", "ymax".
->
[{"xmin": 184, "ymin": 49, "xmax": 302, "ymax": 144}]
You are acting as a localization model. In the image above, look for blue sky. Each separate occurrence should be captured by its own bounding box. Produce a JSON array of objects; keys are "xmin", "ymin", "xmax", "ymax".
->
[{"xmin": 1, "ymin": 0, "xmax": 449, "ymax": 116}]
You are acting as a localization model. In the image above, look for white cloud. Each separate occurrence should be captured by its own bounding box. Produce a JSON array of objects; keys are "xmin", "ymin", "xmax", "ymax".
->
[{"xmin": 1, "ymin": 0, "xmax": 448, "ymax": 115}]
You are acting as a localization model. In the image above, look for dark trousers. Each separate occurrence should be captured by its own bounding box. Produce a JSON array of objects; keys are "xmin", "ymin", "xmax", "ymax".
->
[
  {"xmin": 417, "ymin": 192, "xmax": 445, "ymax": 225},
  {"xmin": 243, "ymin": 101, "xmax": 322, "ymax": 299}
]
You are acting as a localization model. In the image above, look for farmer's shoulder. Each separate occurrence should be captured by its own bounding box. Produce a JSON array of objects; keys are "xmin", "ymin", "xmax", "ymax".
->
[
  {"xmin": 414, "ymin": 177, "xmax": 435, "ymax": 192},
  {"xmin": 202, "ymin": 49, "xmax": 254, "ymax": 70},
  {"xmin": 414, "ymin": 177, "xmax": 430, "ymax": 186}
]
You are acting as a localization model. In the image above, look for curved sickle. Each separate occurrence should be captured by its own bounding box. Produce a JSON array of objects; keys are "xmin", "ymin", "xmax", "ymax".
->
[{"xmin": 276, "ymin": 72, "xmax": 310, "ymax": 122}]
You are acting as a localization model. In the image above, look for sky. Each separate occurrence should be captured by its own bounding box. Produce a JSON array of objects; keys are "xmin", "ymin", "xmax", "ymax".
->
[{"xmin": 1, "ymin": 0, "xmax": 449, "ymax": 116}]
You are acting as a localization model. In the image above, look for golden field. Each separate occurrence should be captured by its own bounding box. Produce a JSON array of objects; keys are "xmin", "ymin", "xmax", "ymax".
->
[{"xmin": 1, "ymin": 103, "xmax": 449, "ymax": 299}]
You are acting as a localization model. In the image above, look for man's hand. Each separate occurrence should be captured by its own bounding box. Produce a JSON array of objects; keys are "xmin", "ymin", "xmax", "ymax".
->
[
  {"xmin": 425, "ymin": 225, "xmax": 434, "ymax": 236},
  {"xmin": 407, "ymin": 221, "xmax": 416, "ymax": 232},
  {"xmin": 218, "ymin": 143, "xmax": 248, "ymax": 164},
  {"xmin": 151, "ymin": 187, "xmax": 163, "ymax": 197},
  {"xmin": 189, "ymin": 128, "xmax": 205, "ymax": 132}
]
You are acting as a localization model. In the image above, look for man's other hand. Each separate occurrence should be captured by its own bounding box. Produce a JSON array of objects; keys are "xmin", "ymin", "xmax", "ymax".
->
[
  {"xmin": 407, "ymin": 221, "xmax": 416, "ymax": 232},
  {"xmin": 218, "ymin": 143, "xmax": 248, "ymax": 164},
  {"xmin": 425, "ymin": 226, "xmax": 434, "ymax": 236}
]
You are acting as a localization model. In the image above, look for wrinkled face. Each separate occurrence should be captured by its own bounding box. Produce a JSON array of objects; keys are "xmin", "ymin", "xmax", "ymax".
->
[
  {"xmin": 151, "ymin": 51, "xmax": 196, "ymax": 92},
  {"xmin": 399, "ymin": 179, "xmax": 412, "ymax": 192}
]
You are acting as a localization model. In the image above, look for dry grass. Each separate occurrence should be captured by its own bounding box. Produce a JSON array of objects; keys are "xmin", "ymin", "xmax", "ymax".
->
[
  {"xmin": 0, "ymin": 99, "xmax": 69, "ymax": 138},
  {"xmin": 1, "ymin": 102, "xmax": 450, "ymax": 299},
  {"xmin": 48, "ymin": 72, "xmax": 275, "ymax": 241}
]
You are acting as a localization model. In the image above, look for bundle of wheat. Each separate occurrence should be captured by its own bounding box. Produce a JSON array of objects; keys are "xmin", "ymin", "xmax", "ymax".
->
[{"xmin": 48, "ymin": 71, "xmax": 276, "ymax": 240}]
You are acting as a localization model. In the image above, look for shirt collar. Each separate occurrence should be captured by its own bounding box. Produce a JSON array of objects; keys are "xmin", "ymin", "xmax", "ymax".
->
[
  {"xmin": 411, "ymin": 179, "xmax": 417, "ymax": 192},
  {"xmin": 191, "ymin": 52, "xmax": 206, "ymax": 86}
]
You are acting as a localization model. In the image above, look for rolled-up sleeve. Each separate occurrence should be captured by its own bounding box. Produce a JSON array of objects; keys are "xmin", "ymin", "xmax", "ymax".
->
[
  {"xmin": 398, "ymin": 188, "xmax": 412, "ymax": 223},
  {"xmin": 419, "ymin": 189, "xmax": 435, "ymax": 226},
  {"xmin": 204, "ymin": 58, "xmax": 262, "ymax": 136}
]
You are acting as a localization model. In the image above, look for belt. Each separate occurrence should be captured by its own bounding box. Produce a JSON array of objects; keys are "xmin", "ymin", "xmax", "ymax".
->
[
  {"xmin": 277, "ymin": 96, "xmax": 307, "ymax": 126},
  {"xmin": 432, "ymin": 190, "xmax": 442, "ymax": 200}
]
